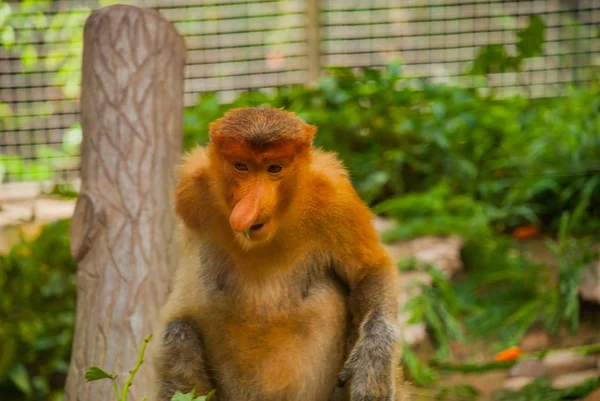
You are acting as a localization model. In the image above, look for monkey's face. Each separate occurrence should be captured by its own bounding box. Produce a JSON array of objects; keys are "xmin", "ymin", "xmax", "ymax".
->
[
  {"xmin": 208, "ymin": 107, "xmax": 315, "ymax": 248},
  {"xmin": 213, "ymin": 138, "xmax": 303, "ymax": 247}
]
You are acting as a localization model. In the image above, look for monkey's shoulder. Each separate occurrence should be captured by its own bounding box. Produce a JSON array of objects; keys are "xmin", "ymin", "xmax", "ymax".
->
[
  {"xmin": 306, "ymin": 149, "xmax": 375, "ymax": 224},
  {"xmin": 309, "ymin": 148, "xmax": 350, "ymax": 183},
  {"xmin": 178, "ymin": 145, "xmax": 211, "ymax": 180}
]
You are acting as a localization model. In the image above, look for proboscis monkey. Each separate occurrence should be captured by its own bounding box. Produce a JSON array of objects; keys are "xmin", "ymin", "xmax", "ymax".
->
[{"xmin": 153, "ymin": 107, "xmax": 410, "ymax": 401}]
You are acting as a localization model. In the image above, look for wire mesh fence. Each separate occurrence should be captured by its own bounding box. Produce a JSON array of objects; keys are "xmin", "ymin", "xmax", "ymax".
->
[{"xmin": 0, "ymin": 0, "xmax": 599, "ymax": 185}]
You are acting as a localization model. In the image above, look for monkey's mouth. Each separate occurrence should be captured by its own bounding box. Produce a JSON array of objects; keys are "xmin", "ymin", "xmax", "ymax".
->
[{"xmin": 243, "ymin": 222, "xmax": 268, "ymax": 240}]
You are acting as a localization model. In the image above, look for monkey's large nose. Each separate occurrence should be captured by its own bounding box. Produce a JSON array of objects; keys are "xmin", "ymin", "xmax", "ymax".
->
[{"xmin": 230, "ymin": 191, "xmax": 261, "ymax": 232}]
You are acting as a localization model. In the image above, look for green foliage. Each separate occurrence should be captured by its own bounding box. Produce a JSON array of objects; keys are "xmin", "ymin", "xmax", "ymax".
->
[
  {"xmin": 544, "ymin": 212, "xmax": 599, "ymax": 334},
  {"xmin": 0, "ymin": 0, "xmax": 86, "ymax": 182},
  {"xmin": 415, "ymin": 222, "xmax": 597, "ymax": 352},
  {"xmin": 171, "ymin": 389, "xmax": 215, "ymax": 401},
  {"xmin": 0, "ymin": 154, "xmax": 54, "ymax": 182},
  {"xmin": 404, "ymin": 266, "xmax": 464, "ymax": 362},
  {"xmin": 84, "ymin": 367, "xmax": 116, "ymax": 382},
  {"xmin": 183, "ymin": 61, "xmax": 600, "ymax": 237},
  {"xmin": 435, "ymin": 384, "xmax": 480, "ymax": 401},
  {"xmin": 401, "ymin": 343, "xmax": 439, "ymax": 387},
  {"xmin": 374, "ymin": 182, "xmax": 496, "ymax": 241},
  {"xmin": 0, "ymin": 123, "xmax": 82, "ymax": 182},
  {"xmin": 85, "ymin": 334, "xmax": 215, "ymax": 401},
  {"xmin": 496, "ymin": 377, "xmax": 600, "ymax": 401},
  {"xmin": 471, "ymin": 15, "xmax": 546, "ymax": 75},
  {"xmin": 456, "ymin": 236, "xmax": 550, "ymax": 348},
  {"xmin": 0, "ymin": 219, "xmax": 76, "ymax": 401},
  {"xmin": 43, "ymin": 183, "xmax": 80, "ymax": 200},
  {"xmin": 0, "ymin": 0, "xmax": 88, "ymax": 97},
  {"xmin": 85, "ymin": 334, "xmax": 153, "ymax": 401}
]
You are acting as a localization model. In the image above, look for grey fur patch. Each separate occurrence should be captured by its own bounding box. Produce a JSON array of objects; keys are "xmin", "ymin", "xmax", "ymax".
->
[
  {"xmin": 199, "ymin": 243, "xmax": 236, "ymax": 292},
  {"xmin": 338, "ymin": 312, "xmax": 398, "ymax": 401},
  {"xmin": 157, "ymin": 320, "xmax": 216, "ymax": 401}
]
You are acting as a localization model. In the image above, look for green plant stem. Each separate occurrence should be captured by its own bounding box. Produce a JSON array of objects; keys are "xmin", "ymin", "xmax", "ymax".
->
[
  {"xmin": 112, "ymin": 378, "xmax": 120, "ymax": 400},
  {"xmin": 433, "ymin": 360, "xmax": 515, "ymax": 373},
  {"xmin": 527, "ymin": 342, "xmax": 600, "ymax": 359},
  {"xmin": 120, "ymin": 334, "xmax": 153, "ymax": 401}
]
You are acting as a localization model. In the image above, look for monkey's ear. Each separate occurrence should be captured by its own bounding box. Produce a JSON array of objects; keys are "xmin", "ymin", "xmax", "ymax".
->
[
  {"xmin": 208, "ymin": 121, "xmax": 221, "ymax": 142},
  {"xmin": 303, "ymin": 123, "xmax": 317, "ymax": 144}
]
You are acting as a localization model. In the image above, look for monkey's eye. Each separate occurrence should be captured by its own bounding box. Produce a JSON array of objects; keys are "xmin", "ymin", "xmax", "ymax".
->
[
  {"xmin": 268, "ymin": 165, "xmax": 283, "ymax": 174},
  {"xmin": 234, "ymin": 163, "xmax": 248, "ymax": 172}
]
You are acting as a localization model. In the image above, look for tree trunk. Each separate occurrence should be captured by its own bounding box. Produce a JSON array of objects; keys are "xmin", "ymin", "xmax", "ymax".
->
[{"xmin": 65, "ymin": 5, "xmax": 186, "ymax": 401}]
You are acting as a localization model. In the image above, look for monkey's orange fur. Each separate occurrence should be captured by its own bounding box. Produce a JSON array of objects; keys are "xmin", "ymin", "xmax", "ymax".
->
[{"xmin": 153, "ymin": 107, "xmax": 410, "ymax": 401}]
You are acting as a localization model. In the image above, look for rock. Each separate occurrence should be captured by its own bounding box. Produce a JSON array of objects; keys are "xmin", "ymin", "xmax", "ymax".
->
[
  {"xmin": 465, "ymin": 371, "xmax": 509, "ymax": 398},
  {"xmin": 502, "ymin": 377, "xmax": 534, "ymax": 391},
  {"xmin": 583, "ymin": 388, "xmax": 600, "ymax": 401},
  {"xmin": 400, "ymin": 271, "xmax": 433, "ymax": 290},
  {"xmin": 372, "ymin": 216, "xmax": 397, "ymax": 235},
  {"xmin": 374, "ymin": 222, "xmax": 465, "ymax": 346},
  {"xmin": 385, "ymin": 235, "xmax": 465, "ymax": 277},
  {"xmin": 509, "ymin": 359, "xmax": 547, "ymax": 378},
  {"xmin": 551, "ymin": 369, "xmax": 599, "ymax": 389},
  {"xmin": 520, "ymin": 331, "xmax": 550, "ymax": 352},
  {"xmin": 543, "ymin": 352, "xmax": 598, "ymax": 377},
  {"xmin": 398, "ymin": 321, "xmax": 427, "ymax": 345},
  {"xmin": 579, "ymin": 259, "xmax": 600, "ymax": 304},
  {"xmin": 388, "ymin": 236, "xmax": 464, "ymax": 346}
]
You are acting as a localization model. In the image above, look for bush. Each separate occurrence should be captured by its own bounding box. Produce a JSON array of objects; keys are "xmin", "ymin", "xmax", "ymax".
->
[
  {"xmin": 0, "ymin": 220, "xmax": 76, "ymax": 401},
  {"xmin": 183, "ymin": 62, "xmax": 600, "ymax": 237}
]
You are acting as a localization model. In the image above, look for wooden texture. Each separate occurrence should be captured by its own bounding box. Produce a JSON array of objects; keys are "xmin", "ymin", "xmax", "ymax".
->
[{"xmin": 64, "ymin": 5, "xmax": 186, "ymax": 401}]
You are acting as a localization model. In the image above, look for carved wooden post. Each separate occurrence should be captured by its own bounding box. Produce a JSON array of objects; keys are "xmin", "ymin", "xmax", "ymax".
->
[{"xmin": 65, "ymin": 5, "xmax": 186, "ymax": 401}]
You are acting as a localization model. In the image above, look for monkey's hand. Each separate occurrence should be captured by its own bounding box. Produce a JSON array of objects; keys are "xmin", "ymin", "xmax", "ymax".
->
[
  {"xmin": 155, "ymin": 319, "xmax": 216, "ymax": 401},
  {"xmin": 337, "ymin": 312, "xmax": 398, "ymax": 401}
]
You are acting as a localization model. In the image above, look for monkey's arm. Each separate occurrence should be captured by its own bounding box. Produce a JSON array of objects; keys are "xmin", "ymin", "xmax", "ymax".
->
[
  {"xmin": 153, "ymin": 228, "xmax": 216, "ymax": 401},
  {"xmin": 326, "ymin": 183, "xmax": 402, "ymax": 401},
  {"xmin": 154, "ymin": 319, "xmax": 215, "ymax": 401}
]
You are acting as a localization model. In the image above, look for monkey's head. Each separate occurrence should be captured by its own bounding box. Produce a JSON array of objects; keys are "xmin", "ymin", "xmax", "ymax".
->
[{"xmin": 208, "ymin": 107, "xmax": 315, "ymax": 246}]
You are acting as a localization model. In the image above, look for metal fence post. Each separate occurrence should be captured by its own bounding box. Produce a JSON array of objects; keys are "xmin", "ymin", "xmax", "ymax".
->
[{"xmin": 306, "ymin": 0, "xmax": 321, "ymax": 86}]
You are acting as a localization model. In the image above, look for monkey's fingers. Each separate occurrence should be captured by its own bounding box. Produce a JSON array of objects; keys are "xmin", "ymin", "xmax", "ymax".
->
[{"xmin": 337, "ymin": 352, "xmax": 361, "ymax": 387}]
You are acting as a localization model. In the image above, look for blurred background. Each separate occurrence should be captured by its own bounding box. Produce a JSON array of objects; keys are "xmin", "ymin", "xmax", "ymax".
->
[{"xmin": 0, "ymin": 0, "xmax": 599, "ymax": 400}]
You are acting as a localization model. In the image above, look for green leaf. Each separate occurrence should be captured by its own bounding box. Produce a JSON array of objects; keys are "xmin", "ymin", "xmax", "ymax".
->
[
  {"xmin": 0, "ymin": 159, "xmax": 6, "ymax": 182},
  {"xmin": 84, "ymin": 366, "xmax": 115, "ymax": 382},
  {"xmin": 62, "ymin": 123, "xmax": 83, "ymax": 154},
  {"xmin": 170, "ymin": 389, "xmax": 216, "ymax": 401},
  {"xmin": 8, "ymin": 364, "xmax": 32, "ymax": 395},
  {"xmin": 401, "ymin": 344, "xmax": 439, "ymax": 386},
  {"xmin": 0, "ymin": 101, "xmax": 12, "ymax": 118},
  {"xmin": 21, "ymin": 45, "xmax": 38, "ymax": 71},
  {"xmin": 0, "ymin": 2, "xmax": 11, "ymax": 26},
  {"xmin": 470, "ymin": 44, "xmax": 519, "ymax": 75},
  {"xmin": 171, "ymin": 391, "xmax": 195, "ymax": 401},
  {"xmin": 0, "ymin": 25, "xmax": 15, "ymax": 48},
  {"xmin": 436, "ymin": 384, "xmax": 480, "ymax": 401},
  {"xmin": 201, "ymin": 389, "xmax": 216, "ymax": 400},
  {"xmin": 516, "ymin": 15, "xmax": 546, "ymax": 58}
]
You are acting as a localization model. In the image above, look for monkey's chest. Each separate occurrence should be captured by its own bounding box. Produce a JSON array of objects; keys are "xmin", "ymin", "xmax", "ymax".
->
[{"xmin": 200, "ymin": 279, "xmax": 349, "ymax": 401}]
